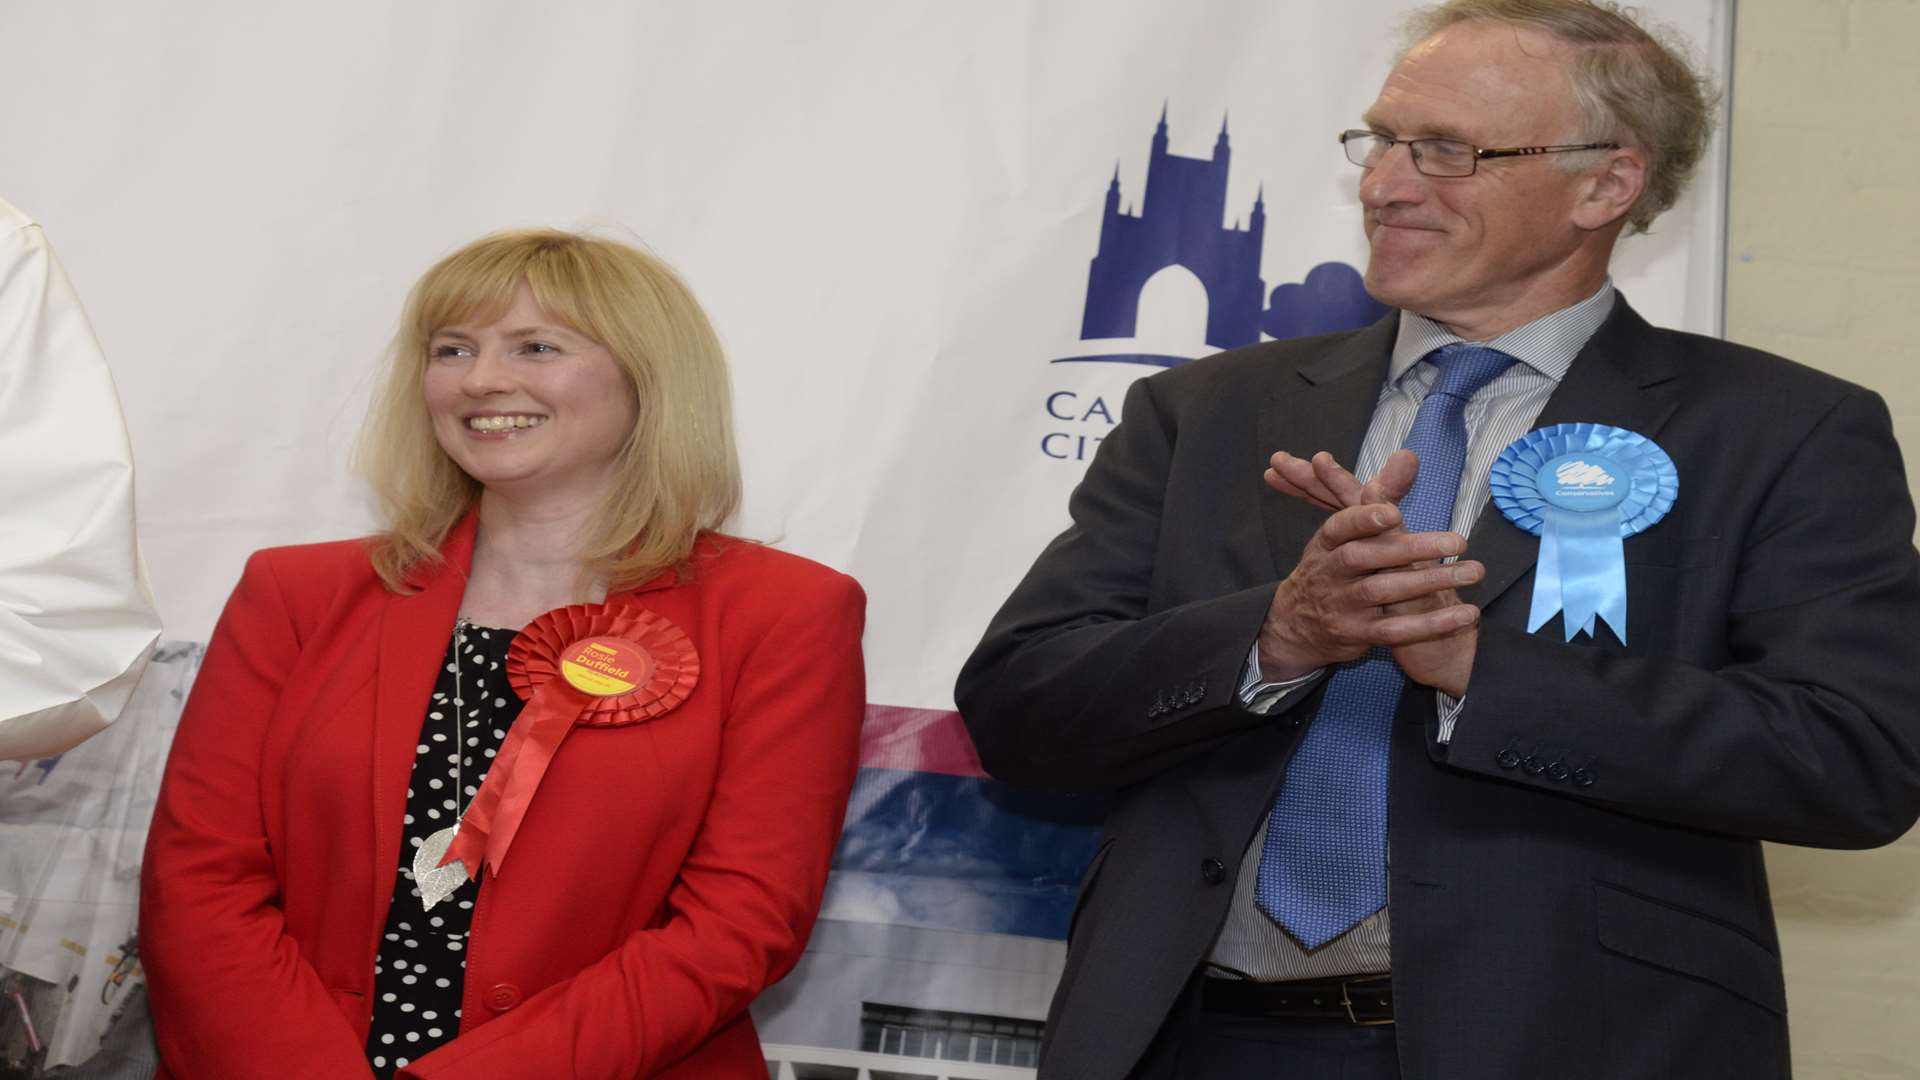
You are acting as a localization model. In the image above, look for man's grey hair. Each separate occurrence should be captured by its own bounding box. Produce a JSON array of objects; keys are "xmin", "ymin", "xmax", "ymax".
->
[{"xmin": 1403, "ymin": 0, "xmax": 1719, "ymax": 235}]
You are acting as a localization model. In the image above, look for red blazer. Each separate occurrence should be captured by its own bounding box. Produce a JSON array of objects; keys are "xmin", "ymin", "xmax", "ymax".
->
[{"xmin": 140, "ymin": 517, "xmax": 866, "ymax": 1078}]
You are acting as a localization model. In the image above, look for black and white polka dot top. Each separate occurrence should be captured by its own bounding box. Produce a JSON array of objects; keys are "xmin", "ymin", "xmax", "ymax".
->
[{"xmin": 365, "ymin": 622, "xmax": 520, "ymax": 1078}]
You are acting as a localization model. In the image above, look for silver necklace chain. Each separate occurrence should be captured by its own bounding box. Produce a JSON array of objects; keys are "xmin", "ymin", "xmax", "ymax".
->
[
  {"xmin": 413, "ymin": 618, "xmax": 480, "ymax": 911},
  {"xmin": 449, "ymin": 616, "xmax": 468, "ymax": 817}
]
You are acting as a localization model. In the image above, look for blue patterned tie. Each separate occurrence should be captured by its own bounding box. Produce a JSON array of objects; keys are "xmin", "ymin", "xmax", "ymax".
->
[{"xmin": 1255, "ymin": 343, "xmax": 1516, "ymax": 948}]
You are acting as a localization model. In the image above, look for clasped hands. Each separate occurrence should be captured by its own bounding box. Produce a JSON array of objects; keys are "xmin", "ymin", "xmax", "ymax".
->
[{"xmin": 1256, "ymin": 448, "xmax": 1479, "ymax": 697}]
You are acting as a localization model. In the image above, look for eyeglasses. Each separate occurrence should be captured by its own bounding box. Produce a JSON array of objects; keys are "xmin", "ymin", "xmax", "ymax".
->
[{"xmin": 1338, "ymin": 129, "xmax": 1619, "ymax": 178}]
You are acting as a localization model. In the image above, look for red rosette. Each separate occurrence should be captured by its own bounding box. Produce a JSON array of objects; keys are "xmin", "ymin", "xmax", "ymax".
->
[
  {"xmin": 505, "ymin": 603, "xmax": 700, "ymax": 725},
  {"xmin": 439, "ymin": 601, "xmax": 699, "ymax": 879}
]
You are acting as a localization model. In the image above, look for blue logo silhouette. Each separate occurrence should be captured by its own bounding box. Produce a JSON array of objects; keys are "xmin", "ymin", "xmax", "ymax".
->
[{"xmin": 1057, "ymin": 106, "xmax": 1389, "ymax": 367}]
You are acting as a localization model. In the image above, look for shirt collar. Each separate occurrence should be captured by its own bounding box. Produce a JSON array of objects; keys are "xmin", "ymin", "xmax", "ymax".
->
[{"xmin": 1386, "ymin": 279, "xmax": 1616, "ymax": 387}]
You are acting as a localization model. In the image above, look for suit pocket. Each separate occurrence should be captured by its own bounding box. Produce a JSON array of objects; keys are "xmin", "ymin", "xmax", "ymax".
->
[
  {"xmin": 1594, "ymin": 882, "xmax": 1786, "ymax": 1016},
  {"xmin": 1623, "ymin": 530, "xmax": 1721, "ymax": 568},
  {"xmin": 327, "ymin": 987, "xmax": 371, "ymax": 1039},
  {"xmin": 1067, "ymin": 837, "xmax": 1116, "ymax": 944}
]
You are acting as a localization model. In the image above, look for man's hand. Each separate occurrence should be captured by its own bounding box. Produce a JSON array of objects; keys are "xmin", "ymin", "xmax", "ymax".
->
[
  {"xmin": 1257, "ymin": 448, "xmax": 1482, "ymax": 682},
  {"xmin": 1261, "ymin": 449, "xmax": 1480, "ymax": 696}
]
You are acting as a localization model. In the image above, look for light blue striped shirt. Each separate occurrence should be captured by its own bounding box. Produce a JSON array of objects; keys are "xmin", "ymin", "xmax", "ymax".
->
[{"xmin": 1210, "ymin": 281, "xmax": 1616, "ymax": 980}]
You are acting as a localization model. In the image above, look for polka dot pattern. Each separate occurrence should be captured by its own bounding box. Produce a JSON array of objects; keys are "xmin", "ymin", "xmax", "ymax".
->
[{"xmin": 365, "ymin": 624, "xmax": 521, "ymax": 1077}]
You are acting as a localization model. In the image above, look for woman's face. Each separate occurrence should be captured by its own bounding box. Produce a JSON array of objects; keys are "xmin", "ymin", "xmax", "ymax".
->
[{"xmin": 423, "ymin": 282, "xmax": 638, "ymax": 502}]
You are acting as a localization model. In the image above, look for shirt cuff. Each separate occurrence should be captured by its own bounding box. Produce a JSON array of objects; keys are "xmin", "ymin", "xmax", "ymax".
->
[
  {"xmin": 1237, "ymin": 641, "xmax": 1325, "ymax": 715},
  {"xmin": 1434, "ymin": 691, "xmax": 1467, "ymax": 743}
]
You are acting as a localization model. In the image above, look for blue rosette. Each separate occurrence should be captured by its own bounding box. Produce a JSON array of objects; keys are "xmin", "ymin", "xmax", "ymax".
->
[{"xmin": 1488, "ymin": 423, "xmax": 1678, "ymax": 642}]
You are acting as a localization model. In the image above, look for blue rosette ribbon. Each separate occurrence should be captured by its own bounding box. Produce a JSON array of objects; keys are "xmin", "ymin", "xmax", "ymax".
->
[{"xmin": 1488, "ymin": 423, "xmax": 1678, "ymax": 643}]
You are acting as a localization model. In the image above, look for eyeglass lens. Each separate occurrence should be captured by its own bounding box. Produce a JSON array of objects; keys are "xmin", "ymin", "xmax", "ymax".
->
[{"xmin": 1341, "ymin": 132, "xmax": 1476, "ymax": 177}]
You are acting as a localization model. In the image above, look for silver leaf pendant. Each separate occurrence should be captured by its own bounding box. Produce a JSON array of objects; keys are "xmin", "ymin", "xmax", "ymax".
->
[{"xmin": 414, "ymin": 825, "xmax": 471, "ymax": 912}]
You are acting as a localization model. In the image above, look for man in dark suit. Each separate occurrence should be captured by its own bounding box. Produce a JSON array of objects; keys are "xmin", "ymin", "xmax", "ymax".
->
[{"xmin": 956, "ymin": 2, "xmax": 1920, "ymax": 1077}]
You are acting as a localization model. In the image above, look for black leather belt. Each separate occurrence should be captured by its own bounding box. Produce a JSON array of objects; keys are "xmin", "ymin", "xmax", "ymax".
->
[{"xmin": 1201, "ymin": 975, "xmax": 1394, "ymax": 1025}]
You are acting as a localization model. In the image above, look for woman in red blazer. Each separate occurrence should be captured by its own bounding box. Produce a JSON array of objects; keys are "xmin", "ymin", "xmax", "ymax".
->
[{"xmin": 140, "ymin": 229, "xmax": 866, "ymax": 1078}]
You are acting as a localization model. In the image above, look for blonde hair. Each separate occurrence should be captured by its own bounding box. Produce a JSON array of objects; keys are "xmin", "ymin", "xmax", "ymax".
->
[
  {"xmin": 357, "ymin": 228, "xmax": 742, "ymax": 592},
  {"xmin": 1403, "ymin": 0, "xmax": 1719, "ymax": 234}
]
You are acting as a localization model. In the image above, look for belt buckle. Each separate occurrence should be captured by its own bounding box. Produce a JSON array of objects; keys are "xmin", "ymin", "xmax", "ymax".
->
[{"xmin": 1339, "ymin": 979, "xmax": 1394, "ymax": 1027}]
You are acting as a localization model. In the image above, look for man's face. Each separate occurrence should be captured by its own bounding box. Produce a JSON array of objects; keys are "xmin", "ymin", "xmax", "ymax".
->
[{"xmin": 1358, "ymin": 21, "xmax": 1601, "ymax": 332}]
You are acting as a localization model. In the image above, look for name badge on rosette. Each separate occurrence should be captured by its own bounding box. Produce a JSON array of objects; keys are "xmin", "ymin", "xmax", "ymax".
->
[
  {"xmin": 426, "ymin": 602, "xmax": 698, "ymax": 899},
  {"xmin": 1489, "ymin": 422, "xmax": 1678, "ymax": 643}
]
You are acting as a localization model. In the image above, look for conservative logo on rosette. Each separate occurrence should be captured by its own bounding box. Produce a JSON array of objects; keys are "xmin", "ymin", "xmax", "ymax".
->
[{"xmin": 1491, "ymin": 424, "xmax": 1679, "ymax": 643}]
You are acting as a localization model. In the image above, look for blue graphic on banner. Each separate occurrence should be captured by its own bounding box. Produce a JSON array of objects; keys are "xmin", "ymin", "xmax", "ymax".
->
[
  {"xmin": 1081, "ymin": 108, "xmax": 1266, "ymax": 350},
  {"xmin": 1053, "ymin": 106, "xmax": 1388, "ymax": 368},
  {"xmin": 11, "ymin": 754, "xmax": 61, "ymax": 785},
  {"xmin": 831, "ymin": 768, "xmax": 1107, "ymax": 940},
  {"xmin": 1265, "ymin": 262, "xmax": 1392, "ymax": 339}
]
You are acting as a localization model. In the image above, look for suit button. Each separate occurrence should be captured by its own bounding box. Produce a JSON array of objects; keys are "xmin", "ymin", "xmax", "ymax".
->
[
  {"xmin": 484, "ymin": 983, "xmax": 522, "ymax": 1012},
  {"xmin": 1200, "ymin": 857, "xmax": 1227, "ymax": 884},
  {"xmin": 1547, "ymin": 761, "xmax": 1571, "ymax": 782},
  {"xmin": 1572, "ymin": 767, "xmax": 1597, "ymax": 787},
  {"xmin": 1522, "ymin": 755, "xmax": 1547, "ymax": 776},
  {"xmin": 1496, "ymin": 749, "xmax": 1520, "ymax": 769}
]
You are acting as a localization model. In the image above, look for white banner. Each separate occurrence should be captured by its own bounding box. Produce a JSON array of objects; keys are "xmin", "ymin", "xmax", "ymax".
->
[{"xmin": 2, "ymin": 2, "xmax": 1730, "ymax": 1073}]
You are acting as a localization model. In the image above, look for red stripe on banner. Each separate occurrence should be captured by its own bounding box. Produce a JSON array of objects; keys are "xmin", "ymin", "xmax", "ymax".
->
[{"xmin": 859, "ymin": 705, "xmax": 987, "ymax": 779}]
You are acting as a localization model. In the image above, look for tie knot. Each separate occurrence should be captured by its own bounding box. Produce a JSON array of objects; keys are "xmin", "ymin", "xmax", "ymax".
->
[{"xmin": 1425, "ymin": 343, "xmax": 1517, "ymax": 402}]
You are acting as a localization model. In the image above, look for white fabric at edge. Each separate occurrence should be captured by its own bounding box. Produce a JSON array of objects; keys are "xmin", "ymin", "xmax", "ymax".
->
[{"xmin": 0, "ymin": 196, "xmax": 161, "ymax": 759}]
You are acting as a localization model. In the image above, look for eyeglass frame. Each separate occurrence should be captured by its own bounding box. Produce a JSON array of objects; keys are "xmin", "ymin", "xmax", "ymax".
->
[{"xmin": 1337, "ymin": 129, "xmax": 1620, "ymax": 177}]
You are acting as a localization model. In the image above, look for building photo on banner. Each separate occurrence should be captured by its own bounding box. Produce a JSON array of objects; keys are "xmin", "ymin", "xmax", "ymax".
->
[{"xmin": 5, "ymin": 0, "xmax": 1847, "ymax": 1075}]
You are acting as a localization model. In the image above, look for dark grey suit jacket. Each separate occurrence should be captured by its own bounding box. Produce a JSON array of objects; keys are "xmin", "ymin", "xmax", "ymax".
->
[{"xmin": 956, "ymin": 299, "xmax": 1920, "ymax": 1079}]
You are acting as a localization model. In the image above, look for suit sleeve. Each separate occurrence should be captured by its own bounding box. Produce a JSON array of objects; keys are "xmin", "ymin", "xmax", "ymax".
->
[
  {"xmin": 957, "ymin": 375, "xmax": 1301, "ymax": 794},
  {"xmin": 1447, "ymin": 388, "xmax": 1920, "ymax": 848},
  {"xmin": 401, "ymin": 571, "xmax": 867, "ymax": 1079},
  {"xmin": 139, "ymin": 551, "xmax": 377, "ymax": 1078}
]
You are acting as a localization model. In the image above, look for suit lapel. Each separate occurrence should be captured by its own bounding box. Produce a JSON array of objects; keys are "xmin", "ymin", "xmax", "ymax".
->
[
  {"xmin": 1256, "ymin": 315, "xmax": 1397, "ymax": 573},
  {"xmin": 1458, "ymin": 299, "xmax": 1683, "ymax": 614},
  {"xmin": 371, "ymin": 513, "xmax": 477, "ymax": 903}
]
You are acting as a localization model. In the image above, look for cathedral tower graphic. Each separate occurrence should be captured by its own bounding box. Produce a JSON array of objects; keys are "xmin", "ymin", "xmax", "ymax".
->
[
  {"xmin": 1067, "ymin": 106, "xmax": 1388, "ymax": 364},
  {"xmin": 1082, "ymin": 107, "xmax": 1267, "ymax": 350}
]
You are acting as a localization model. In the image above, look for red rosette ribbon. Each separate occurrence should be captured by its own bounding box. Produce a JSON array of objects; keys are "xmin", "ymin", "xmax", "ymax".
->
[{"xmin": 439, "ymin": 601, "xmax": 699, "ymax": 879}]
